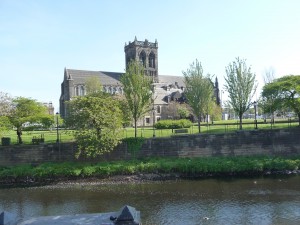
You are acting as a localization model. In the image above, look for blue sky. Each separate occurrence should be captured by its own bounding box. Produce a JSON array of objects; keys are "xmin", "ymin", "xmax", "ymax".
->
[{"xmin": 1, "ymin": 0, "xmax": 300, "ymax": 112}]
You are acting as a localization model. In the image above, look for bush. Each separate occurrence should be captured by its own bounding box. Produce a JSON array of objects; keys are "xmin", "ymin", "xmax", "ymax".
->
[{"xmin": 154, "ymin": 119, "xmax": 192, "ymax": 129}]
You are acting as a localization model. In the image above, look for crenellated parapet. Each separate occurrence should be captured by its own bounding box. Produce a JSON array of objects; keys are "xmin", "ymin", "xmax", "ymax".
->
[{"xmin": 124, "ymin": 37, "xmax": 159, "ymax": 83}]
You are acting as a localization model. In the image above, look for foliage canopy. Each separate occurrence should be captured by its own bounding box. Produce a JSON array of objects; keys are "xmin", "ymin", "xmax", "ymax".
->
[
  {"xmin": 262, "ymin": 75, "xmax": 300, "ymax": 125},
  {"xmin": 183, "ymin": 59, "xmax": 214, "ymax": 133},
  {"xmin": 120, "ymin": 61, "xmax": 152, "ymax": 138},
  {"xmin": 224, "ymin": 57, "xmax": 257, "ymax": 129},
  {"xmin": 65, "ymin": 93, "xmax": 123, "ymax": 158},
  {"xmin": 9, "ymin": 97, "xmax": 53, "ymax": 143}
]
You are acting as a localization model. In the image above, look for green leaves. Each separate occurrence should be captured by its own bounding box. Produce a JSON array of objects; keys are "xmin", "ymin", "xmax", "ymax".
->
[
  {"xmin": 224, "ymin": 57, "xmax": 257, "ymax": 129},
  {"xmin": 120, "ymin": 61, "xmax": 152, "ymax": 137},
  {"xmin": 262, "ymin": 75, "xmax": 300, "ymax": 125},
  {"xmin": 183, "ymin": 59, "xmax": 214, "ymax": 133},
  {"xmin": 66, "ymin": 93, "xmax": 123, "ymax": 158}
]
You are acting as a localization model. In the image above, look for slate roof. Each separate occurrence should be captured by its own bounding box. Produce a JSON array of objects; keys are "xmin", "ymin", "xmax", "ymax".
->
[
  {"xmin": 159, "ymin": 75, "xmax": 185, "ymax": 88},
  {"xmin": 65, "ymin": 68, "xmax": 186, "ymax": 88},
  {"xmin": 65, "ymin": 68, "xmax": 185, "ymax": 105},
  {"xmin": 65, "ymin": 69, "xmax": 123, "ymax": 86}
]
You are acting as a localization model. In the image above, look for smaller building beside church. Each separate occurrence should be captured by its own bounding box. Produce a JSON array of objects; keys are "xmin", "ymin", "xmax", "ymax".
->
[{"xmin": 59, "ymin": 37, "xmax": 220, "ymax": 126}]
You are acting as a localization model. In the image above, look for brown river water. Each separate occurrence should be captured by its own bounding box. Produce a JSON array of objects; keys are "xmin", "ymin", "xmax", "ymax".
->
[{"xmin": 0, "ymin": 176, "xmax": 300, "ymax": 225}]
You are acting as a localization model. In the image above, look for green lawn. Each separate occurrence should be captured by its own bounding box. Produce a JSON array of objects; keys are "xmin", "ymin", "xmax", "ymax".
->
[{"xmin": 1, "ymin": 118, "xmax": 299, "ymax": 145}]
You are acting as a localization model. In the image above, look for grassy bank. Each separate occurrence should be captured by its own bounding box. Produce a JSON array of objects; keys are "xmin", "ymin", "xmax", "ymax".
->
[{"xmin": 0, "ymin": 156, "xmax": 299, "ymax": 187}]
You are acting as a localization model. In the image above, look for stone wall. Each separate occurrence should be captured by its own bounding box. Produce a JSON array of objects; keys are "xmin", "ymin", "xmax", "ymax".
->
[
  {"xmin": 140, "ymin": 129, "xmax": 300, "ymax": 158},
  {"xmin": 0, "ymin": 129, "xmax": 299, "ymax": 166}
]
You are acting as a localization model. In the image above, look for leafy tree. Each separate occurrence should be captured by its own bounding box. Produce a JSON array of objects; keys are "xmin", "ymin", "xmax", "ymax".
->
[
  {"xmin": 160, "ymin": 102, "xmax": 191, "ymax": 120},
  {"xmin": 0, "ymin": 92, "xmax": 13, "ymax": 136},
  {"xmin": 85, "ymin": 76, "xmax": 102, "ymax": 94},
  {"xmin": 120, "ymin": 61, "xmax": 152, "ymax": 138},
  {"xmin": 263, "ymin": 67, "xmax": 276, "ymax": 85},
  {"xmin": 183, "ymin": 59, "xmax": 214, "ymax": 133},
  {"xmin": 262, "ymin": 75, "xmax": 300, "ymax": 126},
  {"xmin": 210, "ymin": 103, "xmax": 222, "ymax": 121},
  {"xmin": 260, "ymin": 68, "xmax": 277, "ymax": 121},
  {"xmin": 224, "ymin": 57, "xmax": 257, "ymax": 129},
  {"xmin": 9, "ymin": 97, "xmax": 53, "ymax": 144},
  {"xmin": 0, "ymin": 92, "xmax": 13, "ymax": 116},
  {"xmin": 65, "ymin": 93, "xmax": 123, "ymax": 158},
  {"xmin": 178, "ymin": 104, "xmax": 191, "ymax": 119},
  {"xmin": 0, "ymin": 116, "xmax": 11, "ymax": 137},
  {"xmin": 113, "ymin": 94, "xmax": 132, "ymax": 127}
]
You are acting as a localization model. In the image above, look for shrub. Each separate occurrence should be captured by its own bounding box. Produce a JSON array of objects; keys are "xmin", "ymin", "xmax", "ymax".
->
[{"xmin": 154, "ymin": 119, "xmax": 192, "ymax": 129}]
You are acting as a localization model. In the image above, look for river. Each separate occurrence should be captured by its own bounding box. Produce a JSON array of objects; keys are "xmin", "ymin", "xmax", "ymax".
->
[{"xmin": 0, "ymin": 176, "xmax": 300, "ymax": 225}]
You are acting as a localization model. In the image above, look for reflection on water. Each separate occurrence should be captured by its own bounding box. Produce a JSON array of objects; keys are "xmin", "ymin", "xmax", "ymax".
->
[{"xmin": 0, "ymin": 176, "xmax": 300, "ymax": 225}]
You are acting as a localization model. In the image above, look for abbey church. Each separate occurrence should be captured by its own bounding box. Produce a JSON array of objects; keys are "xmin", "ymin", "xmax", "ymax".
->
[{"xmin": 59, "ymin": 37, "xmax": 220, "ymax": 125}]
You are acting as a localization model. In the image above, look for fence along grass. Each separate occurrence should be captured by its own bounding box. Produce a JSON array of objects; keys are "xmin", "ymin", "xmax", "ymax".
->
[{"xmin": 1, "ymin": 119, "xmax": 299, "ymax": 145}]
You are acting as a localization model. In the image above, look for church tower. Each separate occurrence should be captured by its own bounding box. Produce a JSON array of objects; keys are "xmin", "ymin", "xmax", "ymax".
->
[{"xmin": 124, "ymin": 37, "xmax": 159, "ymax": 82}]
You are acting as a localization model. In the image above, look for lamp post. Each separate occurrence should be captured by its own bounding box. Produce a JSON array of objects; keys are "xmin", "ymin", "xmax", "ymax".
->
[
  {"xmin": 254, "ymin": 101, "xmax": 258, "ymax": 129},
  {"xmin": 152, "ymin": 85, "xmax": 156, "ymax": 138},
  {"xmin": 56, "ymin": 112, "xmax": 59, "ymax": 143},
  {"xmin": 221, "ymin": 90, "xmax": 224, "ymax": 120}
]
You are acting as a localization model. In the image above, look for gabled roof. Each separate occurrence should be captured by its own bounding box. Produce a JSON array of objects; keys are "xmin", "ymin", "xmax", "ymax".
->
[
  {"xmin": 65, "ymin": 69, "xmax": 123, "ymax": 86},
  {"xmin": 65, "ymin": 68, "xmax": 185, "ymax": 88}
]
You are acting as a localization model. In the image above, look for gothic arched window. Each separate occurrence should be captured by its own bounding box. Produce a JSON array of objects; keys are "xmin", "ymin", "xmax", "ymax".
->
[
  {"xmin": 139, "ymin": 51, "xmax": 146, "ymax": 67},
  {"xmin": 79, "ymin": 86, "xmax": 85, "ymax": 96},
  {"xmin": 149, "ymin": 52, "xmax": 155, "ymax": 68},
  {"xmin": 75, "ymin": 86, "xmax": 79, "ymax": 96}
]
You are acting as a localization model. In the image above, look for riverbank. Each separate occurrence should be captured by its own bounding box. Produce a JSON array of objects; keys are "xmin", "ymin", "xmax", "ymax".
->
[{"xmin": 0, "ymin": 156, "xmax": 299, "ymax": 188}]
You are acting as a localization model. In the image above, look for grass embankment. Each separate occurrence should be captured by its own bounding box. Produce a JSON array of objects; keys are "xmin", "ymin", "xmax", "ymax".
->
[{"xmin": 0, "ymin": 156, "xmax": 299, "ymax": 187}]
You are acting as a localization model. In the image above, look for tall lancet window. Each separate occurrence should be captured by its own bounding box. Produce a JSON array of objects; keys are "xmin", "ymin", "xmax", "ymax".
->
[
  {"xmin": 139, "ymin": 51, "xmax": 146, "ymax": 67},
  {"xmin": 79, "ymin": 86, "xmax": 85, "ymax": 96},
  {"xmin": 149, "ymin": 52, "xmax": 155, "ymax": 68}
]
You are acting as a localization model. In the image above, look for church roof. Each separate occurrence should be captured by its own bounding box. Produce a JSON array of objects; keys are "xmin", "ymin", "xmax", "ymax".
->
[
  {"xmin": 65, "ymin": 69, "xmax": 123, "ymax": 86},
  {"xmin": 65, "ymin": 68, "xmax": 186, "ymax": 88}
]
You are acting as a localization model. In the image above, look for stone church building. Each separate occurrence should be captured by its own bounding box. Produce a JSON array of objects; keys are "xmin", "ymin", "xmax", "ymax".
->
[{"xmin": 59, "ymin": 37, "xmax": 220, "ymax": 126}]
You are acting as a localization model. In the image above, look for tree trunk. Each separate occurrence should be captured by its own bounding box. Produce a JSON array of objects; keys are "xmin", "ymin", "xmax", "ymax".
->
[
  {"xmin": 298, "ymin": 113, "xmax": 300, "ymax": 127},
  {"xmin": 134, "ymin": 119, "xmax": 137, "ymax": 138},
  {"xmin": 16, "ymin": 127, "xmax": 23, "ymax": 144},
  {"xmin": 239, "ymin": 114, "xmax": 243, "ymax": 130},
  {"xmin": 197, "ymin": 115, "xmax": 201, "ymax": 133}
]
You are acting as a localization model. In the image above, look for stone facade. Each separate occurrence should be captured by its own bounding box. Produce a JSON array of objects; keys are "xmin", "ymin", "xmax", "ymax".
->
[{"xmin": 59, "ymin": 37, "xmax": 220, "ymax": 124}]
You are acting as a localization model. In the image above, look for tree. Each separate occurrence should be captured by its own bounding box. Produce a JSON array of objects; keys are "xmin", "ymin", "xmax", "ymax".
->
[
  {"xmin": 262, "ymin": 75, "xmax": 300, "ymax": 126},
  {"xmin": 260, "ymin": 68, "xmax": 277, "ymax": 121},
  {"xmin": 183, "ymin": 59, "xmax": 214, "ymax": 133},
  {"xmin": 9, "ymin": 97, "xmax": 53, "ymax": 144},
  {"xmin": 65, "ymin": 93, "xmax": 123, "ymax": 158},
  {"xmin": 0, "ymin": 92, "xmax": 13, "ymax": 116},
  {"xmin": 85, "ymin": 76, "xmax": 103, "ymax": 94},
  {"xmin": 210, "ymin": 102, "xmax": 222, "ymax": 121},
  {"xmin": 113, "ymin": 94, "xmax": 132, "ymax": 127},
  {"xmin": 0, "ymin": 92, "xmax": 13, "ymax": 136},
  {"xmin": 0, "ymin": 116, "xmax": 11, "ymax": 137},
  {"xmin": 224, "ymin": 57, "xmax": 257, "ymax": 129},
  {"xmin": 178, "ymin": 104, "xmax": 191, "ymax": 119},
  {"xmin": 120, "ymin": 61, "xmax": 152, "ymax": 138},
  {"xmin": 263, "ymin": 67, "xmax": 276, "ymax": 85}
]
